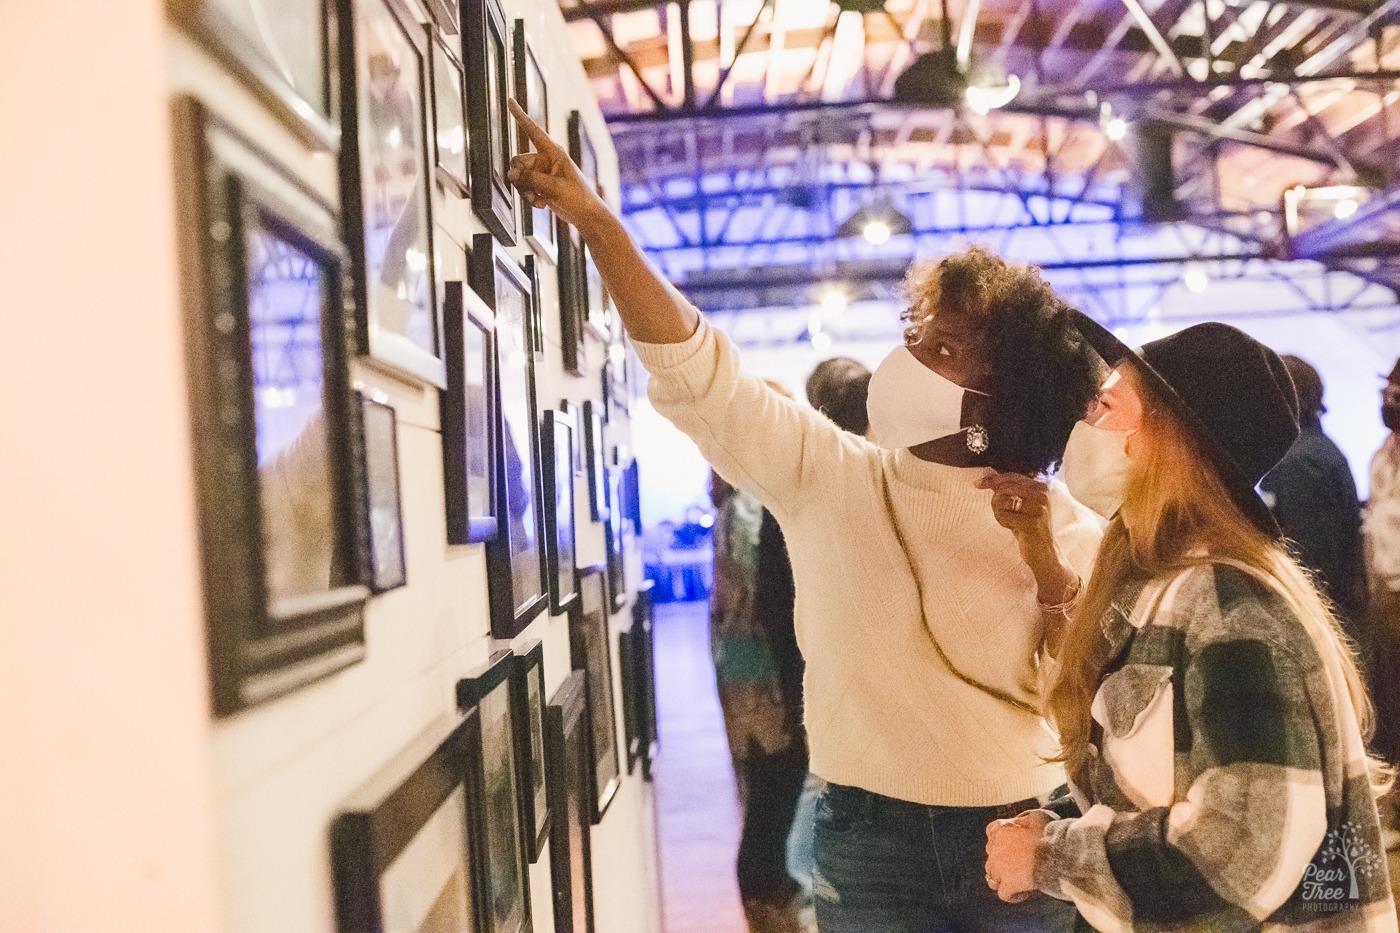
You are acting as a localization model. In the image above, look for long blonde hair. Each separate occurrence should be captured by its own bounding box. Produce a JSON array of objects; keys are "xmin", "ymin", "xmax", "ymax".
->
[{"xmin": 1046, "ymin": 364, "xmax": 1386, "ymax": 793}]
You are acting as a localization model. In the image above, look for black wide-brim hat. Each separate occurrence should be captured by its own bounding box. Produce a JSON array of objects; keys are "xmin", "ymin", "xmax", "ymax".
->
[{"xmin": 1069, "ymin": 312, "xmax": 1300, "ymax": 538}]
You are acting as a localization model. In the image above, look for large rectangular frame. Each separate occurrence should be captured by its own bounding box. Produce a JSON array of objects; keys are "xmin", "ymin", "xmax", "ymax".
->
[
  {"xmin": 542, "ymin": 409, "xmax": 580, "ymax": 616},
  {"xmin": 571, "ymin": 564, "xmax": 620, "ymax": 823},
  {"xmin": 473, "ymin": 235, "xmax": 548, "ymax": 638},
  {"xmin": 462, "ymin": 0, "xmax": 518, "ymax": 244},
  {"xmin": 169, "ymin": 0, "xmax": 338, "ymax": 151},
  {"xmin": 175, "ymin": 97, "xmax": 370, "ymax": 717},
  {"xmin": 510, "ymin": 642, "xmax": 551, "ymax": 864},
  {"xmin": 427, "ymin": 24, "xmax": 471, "ymax": 199},
  {"xmin": 441, "ymin": 280, "xmax": 500, "ymax": 545},
  {"xmin": 546, "ymin": 671, "xmax": 596, "ymax": 933},
  {"xmin": 457, "ymin": 651, "xmax": 534, "ymax": 933},
  {"xmin": 513, "ymin": 19, "xmax": 556, "ymax": 263},
  {"xmin": 336, "ymin": 0, "xmax": 445, "ymax": 387},
  {"xmin": 331, "ymin": 712, "xmax": 486, "ymax": 933}
]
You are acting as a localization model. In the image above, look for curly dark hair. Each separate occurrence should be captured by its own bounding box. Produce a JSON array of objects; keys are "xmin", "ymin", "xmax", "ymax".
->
[{"xmin": 900, "ymin": 246, "xmax": 1104, "ymax": 475}]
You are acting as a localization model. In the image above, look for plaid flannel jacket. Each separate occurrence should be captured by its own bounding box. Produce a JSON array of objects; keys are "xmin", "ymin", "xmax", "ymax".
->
[{"xmin": 1034, "ymin": 562, "xmax": 1397, "ymax": 932}]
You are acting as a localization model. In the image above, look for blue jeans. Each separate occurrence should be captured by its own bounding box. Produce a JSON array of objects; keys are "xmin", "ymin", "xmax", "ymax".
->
[{"xmin": 812, "ymin": 782, "xmax": 1078, "ymax": 933}]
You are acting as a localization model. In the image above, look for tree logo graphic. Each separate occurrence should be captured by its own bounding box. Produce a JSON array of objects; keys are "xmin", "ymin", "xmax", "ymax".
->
[{"xmin": 1303, "ymin": 822, "xmax": 1381, "ymax": 903}]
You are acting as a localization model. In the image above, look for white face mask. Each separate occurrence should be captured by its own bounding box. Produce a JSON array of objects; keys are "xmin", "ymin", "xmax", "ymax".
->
[
  {"xmin": 1061, "ymin": 420, "xmax": 1134, "ymax": 519},
  {"xmin": 867, "ymin": 345, "xmax": 989, "ymax": 451}
]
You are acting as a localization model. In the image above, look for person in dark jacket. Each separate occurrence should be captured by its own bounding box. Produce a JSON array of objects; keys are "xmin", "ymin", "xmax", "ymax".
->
[{"xmin": 1261, "ymin": 355, "xmax": 1367, "ymax": 627}]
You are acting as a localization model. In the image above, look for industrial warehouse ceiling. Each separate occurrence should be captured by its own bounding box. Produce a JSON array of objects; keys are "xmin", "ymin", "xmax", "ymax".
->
[{"xmin": 558, "ymin": 0, "xmax": 1400, "ymax": 322}]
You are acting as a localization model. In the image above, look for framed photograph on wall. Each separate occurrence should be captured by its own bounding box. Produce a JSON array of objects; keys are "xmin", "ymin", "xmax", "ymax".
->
[
  {"xmin": 547, "ymin": 671, "xmax": 596, "ymax": 933},
  {"xmin": 557, "ymin": 231, "xmax": 586, "ymax": 377},
  {"xmin": 462, "ymin": 0, "xmax": 518, "ymax": 244},
  {"xmin": 472, "ymin": 235, "xmax": 547, "ymax": 638},
  {"xmin": 441, "ymin": 281, "xmax": 499, "ymax": 545},
  {"xmin": 604, "ymin": 468, "xmax": 626, "ymax": 612},
  {"xmin": 581, "ymin": 401, "xmax": 606, "ymax": 524},
  {"xmin": 360, "ymin": 394, "xmax": 407, "ymax": 593},
  {"xmin": 542, "ymin": 410, "xmax": 579, "ymax": 616},
  {"xmin": 571, "ymin": 564, "xmax": 620, "ymax": 823},
  {"xmin": 622, "ymin": 458, "xmax": 642, "ymax": 537},
  {"xmin": 566, "ymin": 112, "xmax": 609, "ymax": 341},
  {"xmin": 513, "ymin": 20, "xmax": 556, "ymax": 263},
  {"xmin": 523, "ymin": 255, "xmax": 546, "ymax": 363},
  {"xmin": 336, "ymin": 0, "xmax": 445, "ymax": 387},
  {"xmin": 457, "ymin": 651, "xmax": 533, "ymax": 933},
  {"xmin": 331, "ymin": 713, "xmax": 484, "ymax": 933},
  {"xmin": 175, "ymin": 98, "xmax": 370, "ymax": 717},
  {"xmin": 428, "ymin": 26, "xmax": 471, "ymax": 198},
  {"xmin": 632, "ymin": 580, "xmax": 659, "ymax": 780},
  {"xmin": 510, "ymin": 642, "xmax": 551, "ymax": 864},
  {"xmin": 169, "ymin": 0, "xmax": 337, "ymax": 150},
  {"xmin": 616, "ymin": 626, "xmax": 641, "ymax": 776}
]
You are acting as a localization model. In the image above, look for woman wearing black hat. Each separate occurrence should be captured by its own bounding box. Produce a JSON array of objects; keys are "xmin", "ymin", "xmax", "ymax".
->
[{"xmin": 984, "ymin": 323, "xmax": 1397, "ymax": 931}]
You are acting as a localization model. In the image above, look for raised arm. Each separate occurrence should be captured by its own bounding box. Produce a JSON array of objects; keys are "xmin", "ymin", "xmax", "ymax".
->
[{"xmin": 506, "ymin": 99, "xmax": 695, "ymax": 346}]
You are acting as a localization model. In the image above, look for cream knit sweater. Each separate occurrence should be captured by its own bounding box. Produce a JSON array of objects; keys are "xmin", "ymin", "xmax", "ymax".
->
[{"xmin": 636, "ymin": 316, "xmax": 1104, "ymax": 807}]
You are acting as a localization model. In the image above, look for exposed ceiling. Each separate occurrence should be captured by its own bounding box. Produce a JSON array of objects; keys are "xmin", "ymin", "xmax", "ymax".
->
[{"xmin": 559, "ymin": 0, "xmax": 1400, "ymax": 320}]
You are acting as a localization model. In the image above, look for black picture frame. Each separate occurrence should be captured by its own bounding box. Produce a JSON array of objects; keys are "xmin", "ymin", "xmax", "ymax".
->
[
  {"xmin": 604, "ymin": 469, "xmax": 627, "ymax": 612},
  {"xmin": 543, "ymin": 410, "xmax": 580, "ymax": 616},
  {"xmin": 175, "ymin": 98, "xmax": 370, "ymax": 717},
  {"xmin": 441, "ymin": 280, "xmax": 500, "ymax": 545},
  {"xmin": 426, "ymin": 0, "xmax": 459, "ymax": 32},
  {"xmin": 622, "ymin": 458, "xmax": 642, "ymax": 537},
  {"xmin": 336, "ymin": 0, "xmax": 444, "ymax": 387},
  {"xmin": 557, "ymin": 230, "xmax": 587, "ymax": 377},
  {"xmin": 457, "ymin": 651, "xmax": 534, "ymax": 933},
  {"xmin": 513, "ymin": 20, "xmax": 556, "ymax": 263},
  {"xmin": 632, "ymin": 580, "xmax": 659, "ymax": 781},
  {"xmin": 360, "ymin": 394, "xmax": 407, "ymax": 593},
  {"xmin": 331, "ymin": 713, "xmax": 485, "ymax": 933},
  {"xmin": 546, "ymin": 671, "xmax": 596, "ymax": 933},
  {"xmin": 566, "ymin": 112, "xmax": 609, "ymax": 341},
  {"xmin": 581, "ymin": 401, "xmax": 607, "ymax": 524},
  {"xmin": 523, "ymin": 255, "xmax": 546, "ymax": 363},
  {"xmin": 169, "ymin": 0, "xmax": 338, "ymax": 151},
  {"xmin": 472, "ymin": 235, "xmax": 547, "ymax": 638},
  {"xmin": 616, "ymin": 626, "xmax": 641, "ymax": 776},
  {"xmin": 462, "ymin": 0, "xmax": 518, "ymax": 244},
  {"xmin": 571, "ymin": 565, "xmax": 620, "ymax": 823},
  {"xmin": 510, "ymin": 642, "xmax": 551, "ymax": 864},
  {"xmin": 427, "ymin": 25, "xmax": 471, "ymax": 199}
]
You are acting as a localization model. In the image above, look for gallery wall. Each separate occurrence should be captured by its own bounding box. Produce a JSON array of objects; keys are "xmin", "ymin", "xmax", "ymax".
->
[{"xmin": 163, "ymin": 0, "xmax": 663, "ymax": 930}]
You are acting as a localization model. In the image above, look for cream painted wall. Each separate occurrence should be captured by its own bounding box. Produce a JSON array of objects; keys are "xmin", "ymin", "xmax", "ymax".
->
[
  {"xmin": 2, "ymin": 0, "xmax": 659, "ymax": 930},
  {"xmin": 0, "ymin": 2, "xmax": 223, "ymax": 932}
]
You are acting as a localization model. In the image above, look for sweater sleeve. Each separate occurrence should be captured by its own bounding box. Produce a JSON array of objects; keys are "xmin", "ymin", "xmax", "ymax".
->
[
  {"xmin": 633, "ymin": 315, "xmax": 858, "ymax": 521},
  {"xmin": 1034, "ymin": 578, "xmax": 1328, "ymax": 932}
]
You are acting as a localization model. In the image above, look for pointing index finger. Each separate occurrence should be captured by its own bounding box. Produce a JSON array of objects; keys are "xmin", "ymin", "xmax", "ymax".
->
[{"xmin": 508, "ymin": 98, "xmax": 562, "ymax": 156}]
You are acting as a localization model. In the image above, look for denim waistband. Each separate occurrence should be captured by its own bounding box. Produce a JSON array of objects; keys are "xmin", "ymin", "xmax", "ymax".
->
[{"xmin": 821, "ymin": 781, "xmax": 1048, "ymax": 821}]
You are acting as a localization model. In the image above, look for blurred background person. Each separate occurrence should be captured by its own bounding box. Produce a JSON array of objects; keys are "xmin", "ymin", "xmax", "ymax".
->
[
  {"xmin": 1260, "ymin": 355, "xmax": 1366, "ymax": 631},
  {"xmin": 805, "ymin": 357, "xmax": 872, "ymax": 438},
  {"xmin": 709, "ymin": 380, "xmax": 805, "ymax": 933},
  {"xmin": 1366, "ymin": 358, "xmax": 1400, "ymax": 845}
]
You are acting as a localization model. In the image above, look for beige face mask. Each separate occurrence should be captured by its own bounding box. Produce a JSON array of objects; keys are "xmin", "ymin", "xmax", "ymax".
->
[
  {"xmin": 1061, "ymin": 420, "xmax": 1134, "ymax": 519},
  {"xmin": 866, "ymin": 345, "xmax": 989, "ymax": 451}
]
